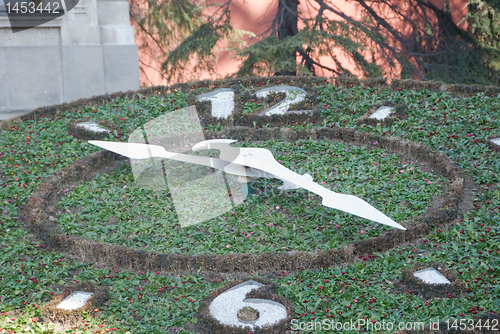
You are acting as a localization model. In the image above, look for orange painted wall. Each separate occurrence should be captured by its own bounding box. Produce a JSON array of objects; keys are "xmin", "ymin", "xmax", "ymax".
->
[{"xmin": 134, "ymin": 0, "xmax": 468, "ymax": 86}]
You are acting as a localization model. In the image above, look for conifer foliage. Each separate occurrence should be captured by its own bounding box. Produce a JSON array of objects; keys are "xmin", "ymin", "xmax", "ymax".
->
[{"xmin": 130, "ymin": 0, "xmax": 500, "ymax": 84}]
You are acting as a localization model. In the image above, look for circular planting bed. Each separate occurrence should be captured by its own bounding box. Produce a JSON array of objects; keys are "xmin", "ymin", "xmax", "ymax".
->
[{"xmin": 25, "ymin": 126, "xmax": 467, "ymax": 273}]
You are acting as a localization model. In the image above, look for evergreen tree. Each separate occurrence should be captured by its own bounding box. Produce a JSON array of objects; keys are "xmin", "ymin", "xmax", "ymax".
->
[
  {"xmin": 466, "ymin": 0, "xmax": 500, "ymax": 74},
  {"xmin": 130, "ymin": 0, "xmax": 500, "ymax": 85}
]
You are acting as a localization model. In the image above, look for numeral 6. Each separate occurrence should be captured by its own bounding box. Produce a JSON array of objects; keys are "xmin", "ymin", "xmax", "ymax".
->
[{"xmin": 209, "ymin": 280, "xmax": 287, "ymax": 329}]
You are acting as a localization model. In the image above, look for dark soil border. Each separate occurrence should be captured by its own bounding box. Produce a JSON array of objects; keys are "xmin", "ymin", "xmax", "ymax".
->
[{"xmin": 24, "ymin": 126, "xmax": 472, "ymax": 273}]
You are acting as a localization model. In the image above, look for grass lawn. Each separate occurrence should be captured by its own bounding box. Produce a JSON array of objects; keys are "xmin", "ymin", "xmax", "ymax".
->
[{"xmin": 0, "ymin": 79, "xmax": 499, "ymax": 333}]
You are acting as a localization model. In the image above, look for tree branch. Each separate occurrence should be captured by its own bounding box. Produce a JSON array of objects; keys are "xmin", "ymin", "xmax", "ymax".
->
[
  {"xmin": 139, "ymin": 64, "xmax": 155, "ymax": 86},
  {"xmin": 207, "ymin": 0, "xmax": 232, "ymax": 25},
  {"xmin": 139, "ymin": 59, "xmax": 168, "ymax": 82},
  {"xmin": 130, "ymin": 11, "xmax": 169, "ymax": 56},
  {"xmin": 296, "ymin": 47, "xmax": 340, "ymax": 75},
  {"xmin": 353, "ymin": 0, "xmax": 408, "ymax": 47}
]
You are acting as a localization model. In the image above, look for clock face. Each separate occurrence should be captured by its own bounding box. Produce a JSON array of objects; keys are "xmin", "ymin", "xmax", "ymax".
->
[
  {"xmin": 13, "ymin": 75, "xmax": 487, "ymax": 334},
  {"xmin": 26, "ymin": 77, "xmax": 461, "ymax": 264}
]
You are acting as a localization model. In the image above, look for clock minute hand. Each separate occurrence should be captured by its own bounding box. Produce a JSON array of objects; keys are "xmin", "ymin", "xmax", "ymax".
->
[{"xmin": 232, "ymin": 147, "xmax": 406, "ymax": 230}]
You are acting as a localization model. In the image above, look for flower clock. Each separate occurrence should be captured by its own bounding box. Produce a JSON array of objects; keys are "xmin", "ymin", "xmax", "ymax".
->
[{"xmin": 16, "ymin": 77, "xmax": 496, "ymax": 334}]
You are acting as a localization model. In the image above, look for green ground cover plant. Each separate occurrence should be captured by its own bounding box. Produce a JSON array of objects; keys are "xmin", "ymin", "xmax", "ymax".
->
[{"xmin": 0, "ymin": 79, "xmax": 499, "ymax": 333}]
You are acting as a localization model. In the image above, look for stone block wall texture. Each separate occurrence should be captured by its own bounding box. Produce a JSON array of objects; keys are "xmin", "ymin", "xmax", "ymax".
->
[{"xmin": 0, "ymin": 0, "xmax": 140, "ymax": 114}]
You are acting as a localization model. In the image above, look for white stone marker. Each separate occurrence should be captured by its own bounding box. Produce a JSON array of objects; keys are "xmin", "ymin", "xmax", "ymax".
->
[
  {"xmin": 76, "ymin": 121, "xmax": 109, "ymax": 133},
  {"xmin": 489, "ymin": 138, "xmax": 500, "ymax": 146},
  {"xmin": 413, "ymin": 267, "xmax": 451, "ymax": 285},
  {"xmin": 255, "ymin": 86, "xmax": 310, "ymax": 116},
  {"xmin": 56, "ymin": 291, "xmax": 94, "ymax": 310},
  {"xmin": 209, "ymin": 280, "xmax": 287, "ymax": 329},
  {"xmin": 196, "ymin": 88, "xmax": 235, "ymax": 119},
  {"xmin": 369, "ymin": 106, "xmax": 394, "ymax": 120}
]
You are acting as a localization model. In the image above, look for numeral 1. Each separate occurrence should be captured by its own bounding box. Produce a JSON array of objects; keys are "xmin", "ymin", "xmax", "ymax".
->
[{"xmin": 196, "ymin": 88, "xmax": 234, "ymax": 119}]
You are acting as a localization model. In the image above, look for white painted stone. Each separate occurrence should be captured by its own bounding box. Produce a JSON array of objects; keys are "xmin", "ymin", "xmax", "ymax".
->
[
  {"xmin": 369, "ymin": 106, "xmax": 394, "ymax": 120},
  {"xmin": 413, "ymin": 267, "xmax": 451, "ymax": 285},
  {"xmin": 490, "ymin": 138, "xmax": 500, "ymax": 146},
  {"xmin": 76, "ymin": 121, "xmax": 109, "ymax": 133},
  {"xmin": 255, "ymin": 86, "xmax": 310, "ymax": 116},
  {"xmin": 56, "ymin": 291, "xmax": 94, "ymax": 310},
  {"xmin": 196, "ymin": 88, "xmax": 234, "ymax": 119},
  {"xmin": 209, "ymin": 280, "xmax": 287, "ymax": 329}
]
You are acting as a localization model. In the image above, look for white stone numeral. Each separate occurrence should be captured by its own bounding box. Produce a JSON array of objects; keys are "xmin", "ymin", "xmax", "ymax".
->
[
  {"xmin": 255, "ymin": 86, "xmax": 309, "ymax": 116},
  {"xmin": 196, "ymin": 86, "xmax": 311, "ymax": 119},
  {"xmin": 196, "ymin": 88, "xmax": 234, "ymax": 119},
  {"xmin": 209, "ymin": 280, "xmax": 287, "ymax": 329}
]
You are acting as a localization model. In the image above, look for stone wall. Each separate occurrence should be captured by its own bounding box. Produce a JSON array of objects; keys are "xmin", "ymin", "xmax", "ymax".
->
[{"xmin": 0, "ymin": 0, "xmax": 139, "ymax": 115}]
